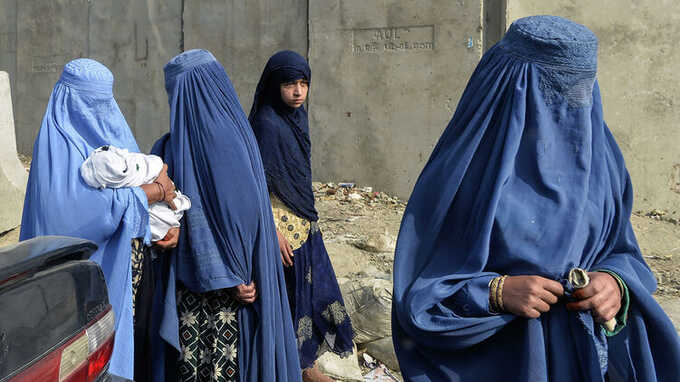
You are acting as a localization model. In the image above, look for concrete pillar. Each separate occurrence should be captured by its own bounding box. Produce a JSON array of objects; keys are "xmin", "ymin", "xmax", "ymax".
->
[{"xmin": 0, "ymin": 71, "xmax": 28, "ymax": 233}]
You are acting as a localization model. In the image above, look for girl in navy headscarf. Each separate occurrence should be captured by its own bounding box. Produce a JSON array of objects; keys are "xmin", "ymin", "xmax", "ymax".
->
[
  {"xmin": 20, "ymin": 58, "xmax": 179, "ymax": 381},
  {"xmin": 392, "ymin": 15, "xmax": 680, "ymax": 381},
  {"xmin": 249, "ymin": 50, "xmax": 354, "ymax": 381},
  {"xmin": 151, "ymin": 49, "xmax": 301, "ymax": 382}
]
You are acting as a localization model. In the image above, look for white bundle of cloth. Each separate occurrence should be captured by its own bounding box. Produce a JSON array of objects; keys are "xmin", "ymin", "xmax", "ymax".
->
[{"xmin": 80, "ymin": 145, "xmax": 191, "ymax": 241}]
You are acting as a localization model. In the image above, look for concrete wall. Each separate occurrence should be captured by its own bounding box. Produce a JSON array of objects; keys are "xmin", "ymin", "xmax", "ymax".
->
[
  {"xmin": 1, "ymin": 0, "xmax": 304, "ymax": 154},
  {"xmin": 308, "ymin": 0, "xmax": 484, "ymax": 198},
  {"xmin": 505, "ymin": 0, "xmax": 680, "ymax": 213},
  {"xmin": 1, "ymin": 0, "xmax": 678, "ymax": 211},
  {"xmin": 1, "ymin": 0, "xmax": 182, "ymax": 154},
  {"xmin": 183, "ymin": 0, "xmax": 308, "ymax": 113}
]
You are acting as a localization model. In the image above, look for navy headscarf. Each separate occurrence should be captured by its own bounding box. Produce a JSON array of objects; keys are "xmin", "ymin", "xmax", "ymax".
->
[
  {"xmin": 249, "ymin": 50, "xmax": 318, "ymax": 222},
  {"xmin": 20, "ymin": 59, "xmax": 150, "ymax": 380},
  {"xmin": 151, "ymin": 49, "xmax": 301, "ymax": 381},
  {"xmin": 392, "ymin": 16, "xmax": 680, "ymax": 381}
]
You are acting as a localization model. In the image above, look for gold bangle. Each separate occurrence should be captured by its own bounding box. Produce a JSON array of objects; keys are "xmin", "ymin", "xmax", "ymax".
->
[
  {"xmin": 497, "ymin": 275, "xmax": 508, "ymax": 312},
  {"xmin": 489, "ymin": 276, "xmax": 501, "ymax": 312},
  {"xmin": 488, "ymin": 277, "xmax": 496, "ymax": 311}
]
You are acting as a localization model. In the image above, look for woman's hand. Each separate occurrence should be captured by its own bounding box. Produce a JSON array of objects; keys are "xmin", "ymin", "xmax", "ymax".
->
[
  {"xmin": 154, "ymin": 164, "xmax": 177, "ymax": 210},
  {"xmin": 501, "ymin": 275, "xmax": 564, "ymax": 318},
  {"xmin": 153, "ymin": 227, "xmax": 180, "ymax": 250},
  {"xmin": 229, "ymin": 282, "xmax": 257, "ymax": 304},
  {"xmin": 566, "ymin": 272, "xmax": 621, "ymax": 324},
  {"xmin": 276, "ymin": 230, "xmax": 294, "ymax": 267}
]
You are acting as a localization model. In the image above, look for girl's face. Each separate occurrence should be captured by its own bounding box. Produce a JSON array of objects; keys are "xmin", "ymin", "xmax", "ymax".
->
[{"xmin": 279, "ymin": 79, "xmax": 309, "ymax": 108}]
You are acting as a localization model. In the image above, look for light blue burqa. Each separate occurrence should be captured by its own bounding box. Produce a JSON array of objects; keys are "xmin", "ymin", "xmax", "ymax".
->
[{"xmin": 20, "ymin": 59, "xmax": 150, "ymax": 380}]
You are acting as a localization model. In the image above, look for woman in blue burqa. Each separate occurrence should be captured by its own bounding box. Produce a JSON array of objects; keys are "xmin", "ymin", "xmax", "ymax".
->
[
  {"xmin": 20, "ymin": 58, "xmax": 179, "ymax": 381},
  {"xmin": 150, "ymin": 49, "xmax": 301, "ymax": 382},
  {"xmin": 248, "ymin": 50, "xmax": 354, "ymax": 382},
  {"xmin": 392, "ymin": 15, "xmax": 680, "ymax": 381}
]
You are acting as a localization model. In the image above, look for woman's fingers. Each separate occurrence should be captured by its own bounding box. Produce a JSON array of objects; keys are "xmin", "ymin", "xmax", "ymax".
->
[
  {"xmin": 285, "ymin": 245, "xmax": 295, "ymax": 265},
  {"xmin": 282, "ymin": 250, "xmax": 292, "ymax": 267},
  {"xmin": 540, "ymin": 278, "xmax": 565, "ymax": 298},
  {"xmin": 538, "ymin": 288, "xmax": 560, "ymax": 305},
  {"xmin": 533, "ymin": 297, "xmax": 551, "ymax": 313},
  {"xmin": 568, "ymin": 272, "xmax": 621, "ymax": 322},
  {"xmin": 166, "ymin": 195, "xmax": 177, "ymax": 210},
  {"xmin": 235, "ymin": 282, "xmax": 257, "ymax": 303},
  {"xmin": 503, "ymin": 275, "xmax": 564, "ymax": 318}
]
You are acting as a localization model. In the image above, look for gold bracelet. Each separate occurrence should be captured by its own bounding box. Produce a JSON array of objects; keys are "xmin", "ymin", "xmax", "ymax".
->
[
  {"xmin": 494, "ymin": 276, "xmax": 503, "ymax": 312},
  {"xmin": 489, "ymin": 277, "xmax": 496, "ymax": 311},
  {"xmin": 489, "ymin": 276, "xmax": 501, "ymax": 312},
  {"xmin": 497, "ymin": 275, "xmax": 508, "ymax": 312}
]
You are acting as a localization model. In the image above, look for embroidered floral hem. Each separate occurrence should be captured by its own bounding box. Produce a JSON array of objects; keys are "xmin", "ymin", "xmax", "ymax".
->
[{"xmin": 285, "ymin": 229, "xmax": 355, "ymax": 369}]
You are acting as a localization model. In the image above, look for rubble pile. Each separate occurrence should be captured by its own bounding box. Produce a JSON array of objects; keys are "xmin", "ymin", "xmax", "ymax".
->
[
  {"xmin": 313, "ymin": 182, "xmax": 406, "ymax": 210},
  {"xmin": 313, "ymin": 182, "xmax": 405, "ymax": 380}
]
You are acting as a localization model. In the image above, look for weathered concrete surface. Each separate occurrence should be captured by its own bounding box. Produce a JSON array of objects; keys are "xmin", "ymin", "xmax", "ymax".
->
[
  {"xmin": 13, "ymin": 0, "xmax": 89, "ymax": 155},
  {"xmin": 3, "ymin": 0, "xmax": 305, "ymax": 154},
  {"xmin": 183, "ymin": 0, "xmax": 308, "ymax": 113},
  {"xmin": 0, "ymin": 72, "xmax": 28, "ymax": 233},
  {"xmin": 8, "ymin": 0, "xmax": 182, "ymax": 154},
  {"xmin": 505, "ymin": 0, "xmax": 680, "ymax": 215},
  {"xmin": 308, "ymin": 0, "xmax": 484, "ymax": 199},
  {"xmin": 0, "ymin": 0, "xmax": 17, "ymax": 100},
  {"xmin": 87, "ymin": 0, "xmax": 182, "ymax": 152}
]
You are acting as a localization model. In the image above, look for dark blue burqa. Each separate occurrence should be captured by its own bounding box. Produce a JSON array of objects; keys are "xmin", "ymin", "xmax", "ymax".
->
[
  {"xmin": 249, "ymin": 51, "xmax": 355, "ymax": 369},
  {"xmin": 248, "ymin": 50, "xmax": 318, "ymax": 222},
  {"xmin": 392, "ymin": 16, "xmax": 680, "ymax": 381},
  {"xmin": 151, "ymin": 49, "xmax": 301, "ymax": 381}
]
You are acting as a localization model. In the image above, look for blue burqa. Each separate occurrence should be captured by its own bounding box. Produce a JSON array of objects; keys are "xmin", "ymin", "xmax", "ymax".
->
[
  {"xmin": 248, "ymin": 50, "xmax": 318, "ymax": 222},
  {"xmin": 151, "ymin": 49, "xmax": 302, "ymax": 381},
  {"xmin": 392, "ymin": 16, "xmax": 680, "ymax": 381},
  {"xmin": 20, "ymin": 59, "xmax": 150, "ymax": 380}
]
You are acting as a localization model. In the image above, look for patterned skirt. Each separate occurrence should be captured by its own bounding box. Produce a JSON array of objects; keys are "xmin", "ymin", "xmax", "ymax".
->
[
  {"xmin": 270, "ymin": 194, "xmax": 354, "ymax": 369},
  {"xmin": 176, "ymin": 284, "xmax": 240, "ymax": 382},
  {"xmin": 131, "ymin": 239, "xmax": 154, "ymax": 382},
  {"xmin": 284, "ymin": 226, "xmax": 355, "ymax": 369}
]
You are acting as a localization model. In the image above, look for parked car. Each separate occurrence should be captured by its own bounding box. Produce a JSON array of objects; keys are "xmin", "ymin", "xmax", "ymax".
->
[{"xmin": 0, "ymin": 236, "xmax": 113, "ymax": 382}]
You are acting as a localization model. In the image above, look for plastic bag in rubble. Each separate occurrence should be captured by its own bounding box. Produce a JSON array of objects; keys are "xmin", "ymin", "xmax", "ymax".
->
[
  {"xmin": 339, "ymin": 278, "xmax": 393, "ymax": 344},
  {"xmin": 362, "ymin": 354, "xmax": 400, "ymax": 382},
  {"xmin": 365, "ymin": 337, "xmax": 400, "ymax": 371}
]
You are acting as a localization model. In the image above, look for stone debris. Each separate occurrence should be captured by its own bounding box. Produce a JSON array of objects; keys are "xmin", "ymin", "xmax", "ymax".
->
[
  {"xmin": 313, "ymin": 182, "xmax": 406, "ymax": 209},
  {"xmin": 350, "ymin": 232, "xmax": 397, "ymax": 254},
  {"xmin": 315, "ymin": 182, "xmax": 405, "ymax": 377},
  {"xmin": 364, "ymin": 337, "xmax": 400, "ymax": 372},
  {"xmin": 361, "ymin": 353, "xmax": 401, "ymax": 382},
  {"xmin": 316, "ymin": 344, "xmax": 364, "ymax": 382},
  {"xmin": 339, "ymin": 278, "xmax": 393, "ymax": 345}
]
